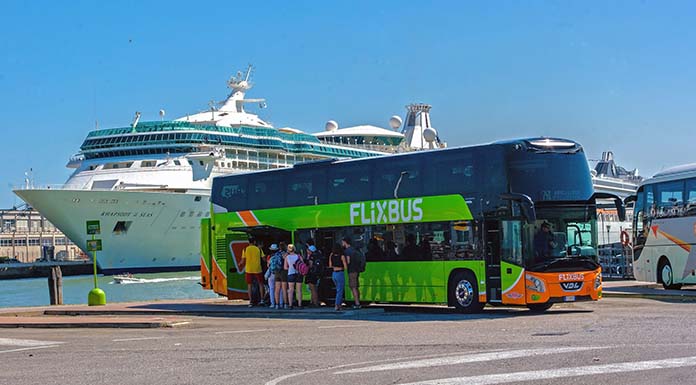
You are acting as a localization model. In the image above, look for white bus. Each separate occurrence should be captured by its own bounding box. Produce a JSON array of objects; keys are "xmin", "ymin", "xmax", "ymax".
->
[{"xmin": 630, "ymin": 163, "xmax": 696, "ymax": 289}]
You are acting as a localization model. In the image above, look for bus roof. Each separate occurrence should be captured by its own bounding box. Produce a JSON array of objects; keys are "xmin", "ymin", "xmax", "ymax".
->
[
  {"xmin": 220, "ymin": 136, "xmax": 582, "ymax": 178},
  {"xmin": 641, "ymin": 163, "xmax": 696, "ymax": 187}
]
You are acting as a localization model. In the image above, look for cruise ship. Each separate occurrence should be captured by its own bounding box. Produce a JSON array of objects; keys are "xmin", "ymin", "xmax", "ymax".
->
[
  {"xmin": 14, "ymin": 67, "xmax": 443, "ymax": 274},
  {"xmin": 591, "ymin": 151, "xmax": 642, "ymax": 278}
]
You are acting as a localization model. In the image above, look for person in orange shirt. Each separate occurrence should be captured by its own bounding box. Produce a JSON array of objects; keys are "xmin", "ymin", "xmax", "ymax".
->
[{"xmin": 240, "ymin": 238, "xmax": 265, "ymax": 306}]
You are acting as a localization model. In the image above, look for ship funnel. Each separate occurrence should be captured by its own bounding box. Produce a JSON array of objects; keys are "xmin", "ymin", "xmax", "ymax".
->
[{"xmin": 401, "ymin": 103, "xmax": 443, "ymax": 150}]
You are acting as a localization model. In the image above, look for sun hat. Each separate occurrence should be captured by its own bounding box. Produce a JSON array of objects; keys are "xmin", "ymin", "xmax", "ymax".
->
[
  {"xmin": 308, "ymin": 245, "xmax": 317, "ymax": 252},
  {"xmin": 269, "ymin": 244, "xmax": 279, "ymax": 251}
]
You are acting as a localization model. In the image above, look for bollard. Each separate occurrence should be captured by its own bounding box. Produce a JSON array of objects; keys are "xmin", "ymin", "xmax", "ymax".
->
[{"xmin": 48, "ymin": 266, "xmax": 63, "ymax": 305}]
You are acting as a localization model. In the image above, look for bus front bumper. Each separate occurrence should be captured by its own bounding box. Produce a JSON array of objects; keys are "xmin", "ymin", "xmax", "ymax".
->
[{"xmin": 525, "ymin": 268, "xmax": 602, "ymax": 304}]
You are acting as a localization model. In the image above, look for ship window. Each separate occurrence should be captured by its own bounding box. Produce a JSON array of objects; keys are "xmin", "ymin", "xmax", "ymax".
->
[
  {"xmin": 199, "ymin": 161, "xmax": 204, "ymax": 166},
  {"xmin": 141, "ymin": 161, "xmax": 156, "ymax": 167},
  {"xmin": 113, "ymin": 221, "xmax": 132, "ymax": 235},
  {"xmin": 188, "ymin": 160, "xmax": 193, "ymax": 166},
  {"xmin": 194, "ymin": 196, "xmax": 202, "ymax": 202},
  {"xmin": 174, "ymin": 160, "xmax": 181, "ymax": 166}
]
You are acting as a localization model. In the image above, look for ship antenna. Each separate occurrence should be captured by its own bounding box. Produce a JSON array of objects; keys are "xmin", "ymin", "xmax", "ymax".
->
[
  {"xmin": 131, "ymin": 111, "xmax": 141, "ymax": 132},
  {"xmin": 244, "ymin": 64, "xmax": 253, "ymax": 82}
]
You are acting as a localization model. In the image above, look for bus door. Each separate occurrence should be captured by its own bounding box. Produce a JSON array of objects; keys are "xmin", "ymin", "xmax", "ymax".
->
[
  {"xmin": 314, "ymin": 229, "xmax": 339, "ymax": 305},
  {"xmin": 500, "ymin": 220, "xmax": 526, "ymax": 305},
  {"xmin": 484, "ymin": 219, "xmax": 502, "ymax": 303}
]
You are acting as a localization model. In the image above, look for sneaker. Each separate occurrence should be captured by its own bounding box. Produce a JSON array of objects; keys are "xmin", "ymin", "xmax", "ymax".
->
[
  {"xmin": 284, "ymin": 304, "xmax": 289, "ymax": 309},
  {"xmin": 269, "ymin": 304, "xmax": 274, "ymax": 308},
  {"xmin": 248, "ymin": 304, "xmax": 254, "ymax": 308},
  {"xmin": 352, "ymin": 304, "xmax": 361, "ymax": 310},
  {"xmin": 274, "ymin": 305, "xmax": 279, "ymax": 310}
]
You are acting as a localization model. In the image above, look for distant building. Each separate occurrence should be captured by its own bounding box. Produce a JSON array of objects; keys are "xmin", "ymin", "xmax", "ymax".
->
[{"xmin": 0, "ymin": 208, "xmax": 86, "ymax": 263}]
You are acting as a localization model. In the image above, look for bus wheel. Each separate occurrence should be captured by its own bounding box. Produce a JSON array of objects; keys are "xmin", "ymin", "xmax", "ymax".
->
[
  {"xmin": 450, "ymin": 271, "xmax": 483, "ymax": 313},
  {"xmin": 527, "ymin": 303, "xmax": 553, "ymax": 312},
  {"xmin": 659, "ymin": 259, "xmax": 682, "ymax": 290}
]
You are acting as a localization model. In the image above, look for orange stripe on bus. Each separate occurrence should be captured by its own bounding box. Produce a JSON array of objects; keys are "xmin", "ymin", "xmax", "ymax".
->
[
  {"xmin": 238, "ymin": 210, "xmax": 260, "ymax": 226},
  {"xmin": 659, "ymin": 230, "xmax": 692, "ymax": 253}
]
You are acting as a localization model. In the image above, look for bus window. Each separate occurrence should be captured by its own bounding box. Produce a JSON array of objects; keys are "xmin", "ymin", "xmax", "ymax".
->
[
  {"xmin": 285, "ymin": 171, "xmax": 325, "ymax": 206},
  {"xmin": 426, "ymin": 153, "xmax": 476, "ymax": 196},
  {"xmin": 501, "ymin": 220, "xmax": 523, "ymax": 266},
  {"xmin": 373, "ymin": 161, "xmax": 422, "ymax": 200},
  {"xmin": 686, "ymin": 179, "xmax": 696, "ymax": 215},
  {"xmin": 360, "ymin": 222, "xmax": 454, "ymax": 261},
  {"xmin": 250, "ymin": 178, "xmax": 276, "ymax": 210},
  {"xmin": 326, "ymin": 164, "xmax": 371, "ymax": 203},
  {"xmin": 215, "ymin": 177, "xmax": 247, "ymax": 211},
  {"xmin": 656, "ymin": 181, "xmax": 685, "ymax": 208},
  {"xmin": 452, "ymin": 221, "xmax": 476, "ymax": 260}
]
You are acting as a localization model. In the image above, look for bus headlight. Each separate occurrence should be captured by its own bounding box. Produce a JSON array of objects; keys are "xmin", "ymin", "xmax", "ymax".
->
[
  {"xmin": 526, "ymin": 274, "xmax": 546, "ymax": 293},
  {"xmin": 594, "ymin": 275, "xmax": 602, "ymax": 290}
]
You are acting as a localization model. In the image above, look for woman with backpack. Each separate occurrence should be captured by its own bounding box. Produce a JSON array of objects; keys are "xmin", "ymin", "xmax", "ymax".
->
[
  {"xmin": 266, "ymin": 244, "xmax": 282, "ymax": 309},
  {"xmin": 328, "ymin": 243, "xmax": 348, "ymax": 311},
  {"xmin": 304, "ymin": 245, "xmax": 323, "ymax": 307},
  {"xmin": 273, "ymin": 241, "xmax": 289, "ymax": 309},
  {"xmin": 284, "ymin": 244, "xmax": 304, "ymax": 309}
]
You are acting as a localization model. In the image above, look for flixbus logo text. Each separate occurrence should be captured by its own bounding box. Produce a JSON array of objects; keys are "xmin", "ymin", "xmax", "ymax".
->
[{"xmin": 349, "ymin": 198, "xmax": 423, "ymax": 225}]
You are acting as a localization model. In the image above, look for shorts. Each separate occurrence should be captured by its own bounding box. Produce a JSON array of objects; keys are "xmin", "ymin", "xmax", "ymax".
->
[
  {"xmin": 275, "ymin": 270, "xmax": 288, "ymax": 282},
  {"xmin": 348, "ymin": 272, "xmax": 359, "ymax": 289},
  {"xmin": 287, "ymin": 273, "xmax": 302, "ymax": 283},
  {"xmin": 304, "ymin": 274, "xmax": 319, "ymax": 285},
  {"xmin": 245, "ymin": 272, "xmax": 264, "ymax": 285}
]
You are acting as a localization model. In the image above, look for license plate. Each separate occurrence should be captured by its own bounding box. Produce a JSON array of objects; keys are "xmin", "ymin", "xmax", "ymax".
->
[{"xmin": 564, "ymin": 296, "xmax": 576, "ymax": 302}]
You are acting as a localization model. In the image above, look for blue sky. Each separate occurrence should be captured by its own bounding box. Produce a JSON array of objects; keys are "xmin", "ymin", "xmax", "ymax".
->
[{"xmin": 2, "ymin": 1, "xmax": 696, "ymax": 207}]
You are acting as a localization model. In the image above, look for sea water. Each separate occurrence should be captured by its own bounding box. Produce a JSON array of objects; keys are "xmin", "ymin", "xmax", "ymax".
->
[{"xmin": 0, "ymin": 272, "xmax": 219, "ymax": 308}]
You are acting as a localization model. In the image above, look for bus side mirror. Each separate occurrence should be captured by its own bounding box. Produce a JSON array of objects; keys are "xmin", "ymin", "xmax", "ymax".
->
[
  {"xmin": 500, "ymin": 193, "xmax": 536, "ymax": 224},
  {"xmin": 591, "ymin": 192, "xmax": 626, "ymax": 222},
  {"xmin": 615, "ymin": 198, "xmax": 626, "ymax": 222}
]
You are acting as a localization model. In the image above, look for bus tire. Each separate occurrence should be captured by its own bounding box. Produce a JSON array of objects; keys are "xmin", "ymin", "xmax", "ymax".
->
[
  {"xmin": 527, "ymin": 303, "xmax": 553, "ymax": 312},
  {"xmin": 659, "ymin": 258, "xmax": 682, "ymax": 290},
  {"xmin": 449, "ymin": 271, "xmax": 484, "ymax": 313}
]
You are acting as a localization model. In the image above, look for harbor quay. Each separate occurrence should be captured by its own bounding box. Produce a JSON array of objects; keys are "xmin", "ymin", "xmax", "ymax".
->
[
  {"xmin": 0, "ymin": 207, "xmax": 85, "ymax": 263},
  {"xmin": 1, "ymin": 285, "xmax": 696, "ymax": 385}
]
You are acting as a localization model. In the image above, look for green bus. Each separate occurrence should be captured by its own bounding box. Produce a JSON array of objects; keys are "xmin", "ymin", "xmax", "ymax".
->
[{"xmin": 203, "ymin": 137, "xmax": 623, "ymax": 312}]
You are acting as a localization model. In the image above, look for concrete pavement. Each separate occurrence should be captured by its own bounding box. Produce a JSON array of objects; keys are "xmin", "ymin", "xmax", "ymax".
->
[
  {"xmin": 602, "ymin": 279, "xmax": 696, "ymax": 301},
  {"xmin": 1, "ymin": 296, "xmax": 695, "ymax": 385},
  {"xmin": 1, "ymin": 280, "xmax": 694, "ymax": 328}
]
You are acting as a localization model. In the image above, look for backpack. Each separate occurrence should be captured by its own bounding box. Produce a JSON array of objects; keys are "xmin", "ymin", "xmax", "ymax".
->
[
  {"xmin": 310, "ymin": 252, "xmax": 324, "ymax": 275},
  {"xmin": 294, "ymin": 256, "xmax": 309, "ymax": 276},
  {"xmin": 269, "ymin": 252, "xmax": 283, "ymax": 273},
  {"xmin": 353, "ymin": 249, "xmax": 366, "ymax": 273}
]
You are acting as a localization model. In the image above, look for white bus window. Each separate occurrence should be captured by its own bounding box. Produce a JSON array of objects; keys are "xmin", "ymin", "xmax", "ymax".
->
[
  {"xmin": 656, "ymin": 181, "xmax": 684, "ymax": 207},
  {"xmin": 687, "ymin": 178, "xmax": 696, "ymax": 203}
]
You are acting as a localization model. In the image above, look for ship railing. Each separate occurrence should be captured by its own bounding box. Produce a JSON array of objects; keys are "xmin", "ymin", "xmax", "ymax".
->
[
  {"xmin": 319, "ymin": 142, "xmax": 400, "ymax": 153},
  {"xmin": 12, "ymin": 184, "xmax": 79, "ymax": 191}
]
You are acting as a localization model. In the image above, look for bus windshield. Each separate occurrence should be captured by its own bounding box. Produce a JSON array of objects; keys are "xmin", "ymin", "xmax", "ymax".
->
[{"xmin": 525, "ymin": 204, "xmax": 598, "ymax": 271}]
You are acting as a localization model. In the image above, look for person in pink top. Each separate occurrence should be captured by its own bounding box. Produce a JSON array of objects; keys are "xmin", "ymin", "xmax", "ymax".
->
[{"xmin": 284, "ymin": 244, "xmax": 304, "ymax": 309}]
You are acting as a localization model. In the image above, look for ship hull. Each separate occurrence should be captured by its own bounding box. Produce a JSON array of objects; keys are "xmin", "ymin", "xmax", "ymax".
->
[{"xmin": 14, "ymin": 189, "xmax": 210, "ymax": 274}]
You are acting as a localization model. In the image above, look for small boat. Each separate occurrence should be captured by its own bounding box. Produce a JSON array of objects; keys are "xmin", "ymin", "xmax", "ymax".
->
[{"xmin": 113, "ymin": 273, "xmax": 143, "ymax": 284}]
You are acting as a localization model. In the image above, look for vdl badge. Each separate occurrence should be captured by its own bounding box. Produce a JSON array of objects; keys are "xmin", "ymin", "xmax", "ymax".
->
[{"xmin": 86, "ymin": 239, "xmax": 102, "ymax": 252}]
